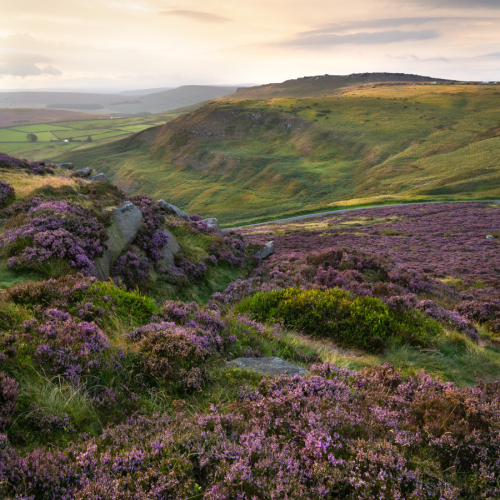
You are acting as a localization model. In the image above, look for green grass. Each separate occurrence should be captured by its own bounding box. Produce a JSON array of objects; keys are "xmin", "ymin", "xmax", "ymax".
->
[
  {"xmin": 0, "ymin": 112, "xmax": 183, "ymax": 161},
  {"xmin": 57, "ymin": 85, "xmax": 500, "ymax": 225}
]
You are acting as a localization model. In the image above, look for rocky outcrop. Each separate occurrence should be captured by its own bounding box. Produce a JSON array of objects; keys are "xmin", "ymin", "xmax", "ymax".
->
[
  {"xmin": 56, "ymin": 163, "xmax": 74, "ymax": 169},
  {"xmin": 227, "ymin": 357, "xmax": 307, "ymax": 377},
  {"xmin": 94, "ymin": 202, "xmax": 143, "ymax": 281},
  {"xmin": 154, "ymin": 229, "xmax": 181, "ymax": 271},
  {"xmin": 203, "ymin": 217, "xmax": 222, "ymax": 233},
  {"xmin": 486, "ymin": 235, "xmax": 495, "ymax": 240},
  {"xmin": 89, "ymin": 173, "xmax": 110, "ymax": 182},
  {"xmin": 158, "ymin": 200, "xmax": 190, "ymax": 221},
  {"xmin": 74, "ymin": 167, "xmax": 92, "ymax": 178},
  {"xmin": 255, "ymin": 241, "xmax": 275, "ymax": 260}
]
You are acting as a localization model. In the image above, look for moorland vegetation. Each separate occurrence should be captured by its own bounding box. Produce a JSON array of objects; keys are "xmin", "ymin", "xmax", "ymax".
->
[{"xmin": 0, "ymin": 149, "xmax": 500, "ymax": 498}]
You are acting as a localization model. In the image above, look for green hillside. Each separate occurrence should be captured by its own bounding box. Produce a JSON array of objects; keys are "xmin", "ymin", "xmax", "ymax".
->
[{"xmin": 60, "ymin": 84, "xmax": 500, "ymax": 225}]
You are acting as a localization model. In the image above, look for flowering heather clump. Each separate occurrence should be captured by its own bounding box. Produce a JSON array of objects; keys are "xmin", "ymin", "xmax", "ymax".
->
[
  {"xmin": 128, "ymin": 314, "xmax": 231, "ymax": 389},
  {"xmin": 130, "ymin": 195, "xmax": 169, "ymax": 262},
  {"xmin": 1, "ymin": 363, "xmax": 499, "ymax": 499},
  {"xmin": 177, "ymin": 257, "xmax": 207, "ymax": 280},
  {"xmin": 416, "ymin": 299, "xmax": 478, "ymax": 340},
  {"xmin": 188, "ymin": 214, "xmax": 202, "ymax": 221},
  {"xmin": 0, "ymin": 372, "xmax": 19, "ymax": 431},
  {"xmin": 22, "ymin": 309, "xmax": 110, "ymax": 385},
  {"xmin": 0, "ymin": 181, "xmax": 15, "ymax": 208},
  {"xmin": 0, "ymin": 152, "xmax": 54, "ymax": 175},
  {"xmin": 112, "ymin": 251, "xmax": 152, "ymax": 290},
  {"xmin": 0, "ymin": 199, "xmax": 106, "ymax": 275}
]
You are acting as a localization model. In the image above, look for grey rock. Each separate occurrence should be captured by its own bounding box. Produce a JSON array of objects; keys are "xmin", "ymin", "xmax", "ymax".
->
[
  {"xmin": 158, "ymin": 200, "xmax": 190, "ymax": 221},
  {"xmin": 56, "ymin": 163, "xmax": 74, "ymax": 169},
  {"xmin": 227, "ymin": 357, "xmax": 307, "ymax": 377},
  {"xmin": 89, "ymin": 173, "xmax": 110, "ymax": 182},
  {"xmin": 255, "ymin": 241, "xmax": 275, "ymax": 260},
  {"xmin": 94, "ymin": 202, "xmax": 143, "ymax": 280},
  {"xmin": 155, "ymin": 229, "xmax": 181, "ymax": 270},
  {"xmin": 74, "ymin": 167, "xmax": 92, "ymax": 178},
  {"xmin": 77, "ymin": 194, "xmax": 89, "ymax": 200},
  {"xmin": 203, "ymin": 217, "xmax": 222, "ymax": 233},
  {"xmin": 486, "ymin": 235, "xmax": 495, "ymax": 240}
]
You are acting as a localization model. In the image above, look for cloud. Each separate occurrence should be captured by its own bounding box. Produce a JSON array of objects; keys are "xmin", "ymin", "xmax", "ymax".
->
[
  {"xmin": 276, "ymin": 29, "xmax": 440, "ymax": 48},
  {"xmin": 0, "ymin": 49, "xmax": 62, "ymax": 77},
  {"xmin": 160, "ymin": 9, "xmax": 232, "ymax": 23},
  {"xmin": 480, "ymin": 52, "xmax": 500, "ymax": 58},
  {"xmin": 299, "ymin": 16, "xmax": 489, "ymax": 37},
  {"xmin": 409, "ymin": 0, "xmax": 500, "ymax": 7}
]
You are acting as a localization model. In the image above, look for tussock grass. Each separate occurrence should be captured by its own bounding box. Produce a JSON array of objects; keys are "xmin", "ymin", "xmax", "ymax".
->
[{"xmin": 1, "ymin": 170, "xmax": 81, "ymax": 199}]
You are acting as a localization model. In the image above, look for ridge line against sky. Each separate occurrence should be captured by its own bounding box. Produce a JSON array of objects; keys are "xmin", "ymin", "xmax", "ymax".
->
[{"xmin": 0, "ymin": 0, "xmax": 499, "ymax": 90}]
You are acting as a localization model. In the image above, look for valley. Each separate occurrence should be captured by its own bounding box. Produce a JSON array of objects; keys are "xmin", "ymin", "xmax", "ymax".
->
[{"xmin": 58, "ymin": 82, "xmax": 500, "ymax": 225}]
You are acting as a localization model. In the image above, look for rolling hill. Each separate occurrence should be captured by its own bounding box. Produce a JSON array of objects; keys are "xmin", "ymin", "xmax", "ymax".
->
[
  {"xmin": 0, "ymin": 85, "xmax": 239, "ymax": 115},
  {"xmin": 220, "ymin": 72, "xmax": 451, "ymax": 101},
  {"xmin": 59, "ymin": 81, "xmax": 500, "ymax": 225}
]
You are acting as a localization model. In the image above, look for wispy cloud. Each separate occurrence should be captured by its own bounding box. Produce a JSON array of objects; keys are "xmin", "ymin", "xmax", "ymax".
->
[
  {"xmin": 276, "ymin": 29, "xmax": 440, "ymax": 48},
  {"xmin": 0, "ymin": 49, "xmax": 62, "ymax": 78},
  {"xmin": 160, "ymin": 9, "xmax": 232, "ymax": 23},
  {"xmin": 408, "ymin": 0, "xmax": 500, "ymax": 7}
]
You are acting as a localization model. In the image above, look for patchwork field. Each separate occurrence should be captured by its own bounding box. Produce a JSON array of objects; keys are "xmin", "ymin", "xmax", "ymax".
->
[{"xmin": 0, "ymin": 111, "xmax": 184, "ymax": 160}]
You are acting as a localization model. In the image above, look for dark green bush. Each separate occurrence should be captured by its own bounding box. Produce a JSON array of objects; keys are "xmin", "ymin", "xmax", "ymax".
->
[{"xmin": 237, "ymin": 288, "xmax": 441, "ymax": 350}]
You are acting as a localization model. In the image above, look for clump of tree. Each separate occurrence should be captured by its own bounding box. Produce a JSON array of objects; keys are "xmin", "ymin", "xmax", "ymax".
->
[
  {"xmin": 26, "ymin": 133, "xmax": 38, "ymax": 142},
  {"xmin": 86, "ymin": 136, "xmax": 93, "ymax": 142}
]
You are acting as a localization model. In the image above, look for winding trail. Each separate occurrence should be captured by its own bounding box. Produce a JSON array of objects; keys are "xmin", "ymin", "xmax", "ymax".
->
[{"xmin": 227, "ymin": 200, "xmax": 500, "ymax": 230}]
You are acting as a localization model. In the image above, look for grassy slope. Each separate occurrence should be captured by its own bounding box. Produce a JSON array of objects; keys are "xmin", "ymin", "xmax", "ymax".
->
[
  {"xmin": 60, "ymin": 84, "xmax": 500, "ymax": 225},
  {"xmin": 219, "ymin": 72, "xmax": 448, "ymax": 100}
]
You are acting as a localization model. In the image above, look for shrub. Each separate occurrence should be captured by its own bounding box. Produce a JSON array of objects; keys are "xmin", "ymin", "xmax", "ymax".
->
[
  {"xmin": 8, "ymin": 275, "xmax": 158, "ymax": 326},
  {"xmin": 0, "ymin": 200, "xmax": 106, "ymax": 275},
  {"xmin": 22, "ymin": 309, "xmax": 110, "ymax": 385},
  {"xmin": 112, "ymin": 251, "xmax": 151, "ymax": 291},
  {"xmin": 128, "ymin": 311, "xmax": 232, "ymax": 389},
  {"xmin": 0, "ymin": 181, "xmax": 15, "ymax": 208},
  {"xmin": 0, "ymin": 372, "xmax": 19, "ymax": 430},
  {"xmin": 238, "ymin": 287, "xmax": 441, "ymax": 350}
]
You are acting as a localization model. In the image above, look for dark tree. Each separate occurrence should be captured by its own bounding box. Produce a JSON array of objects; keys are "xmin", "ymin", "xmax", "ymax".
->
[
  {"xmin": 86, "ymin": 135, "xmax": 93, "ymax": 142},
  {"xmin": 26, "ymin": 133, "xmax": 38, "ymax": 142}
]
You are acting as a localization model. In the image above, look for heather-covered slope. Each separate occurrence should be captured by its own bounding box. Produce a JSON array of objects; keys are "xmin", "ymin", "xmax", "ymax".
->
[
  {"xmin": 61, "ymin": 83, "xmax": 500, "ymax": 225},
  {"xmin": 1, "ymin": 152, "xmax": 500, "ymax": 499}
]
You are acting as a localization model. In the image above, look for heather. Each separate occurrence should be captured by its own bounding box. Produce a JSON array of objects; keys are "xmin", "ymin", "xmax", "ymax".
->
[
  {"xmin": 1, "ymin": 364, "xmax": 500, "ymax": 499},
  {"xmin": 237, "ymin": 202, "xmax": 500, "ymax": 340},
  {"xmin": 1, "ymin": 151, "xmax": 500, "ymax": 498}
]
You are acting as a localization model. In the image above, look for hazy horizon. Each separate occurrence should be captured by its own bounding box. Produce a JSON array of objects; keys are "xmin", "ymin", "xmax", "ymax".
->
[{"xmin": 1, "ymin": 0, "xmax": 499, "ymax": 91}]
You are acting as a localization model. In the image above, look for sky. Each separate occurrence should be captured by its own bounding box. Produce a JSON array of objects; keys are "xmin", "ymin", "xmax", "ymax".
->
[{"xmin": 0, "ymin": 0, "xmax": 499, "ymax": 91}]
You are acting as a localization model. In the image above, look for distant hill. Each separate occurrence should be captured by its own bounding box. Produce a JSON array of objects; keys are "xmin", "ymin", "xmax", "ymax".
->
[
  {"xmin": 220, "ymin": 72, "xmax": 451, "ymax": 100},
  {"xmin": 118, "ymin": 87, "xmax": 174, "ymax": 96},
  {"xmin": 60, "ymin": 83, "xmax": 500, "ymax": 225},
  {"xmin": 0, "ymin": 85, "xmax": 240, "ymax": 115}
]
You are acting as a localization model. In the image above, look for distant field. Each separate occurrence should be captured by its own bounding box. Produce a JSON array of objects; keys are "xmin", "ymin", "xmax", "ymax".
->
[
  {"xmin": 0, "ymin": 108, "xmax": 107, "ymax": 128},
  {"xmin": 0, "ymin": 111, "xmax": 184, "ymax": 160},
  {"xmin": 60, "ymin": 84, "xmax": 500, "ymax": 225}
]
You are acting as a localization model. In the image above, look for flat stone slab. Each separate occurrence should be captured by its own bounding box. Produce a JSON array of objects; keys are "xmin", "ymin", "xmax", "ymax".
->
[
  {"xmin": 255, "ymin": 241, "xmax": 275, "ymax": 260},
  {"xmin": 227, "ymin": 357, "xmax": 307, "ymax": 377}
]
